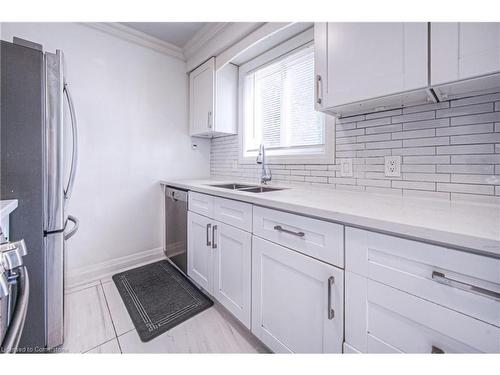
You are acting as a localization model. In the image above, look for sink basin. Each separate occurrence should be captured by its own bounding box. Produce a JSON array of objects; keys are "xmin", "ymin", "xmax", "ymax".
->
[
  {"xmin": 238, "ymin": 186, "xmax": 284, "ymax": 193},
  {"xmin": 207, "ymin": 183, "xmax": 284, "ymax": 193},
  {"xmin": 209, "ymin": 183, "xmax": 256, "ymax": 190}
]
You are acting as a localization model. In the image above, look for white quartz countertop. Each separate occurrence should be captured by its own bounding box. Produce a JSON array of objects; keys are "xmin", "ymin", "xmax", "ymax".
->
[
  {"xmin": 160, "ymin": 178, "xmax": 500, "ymax": 257},
  {"xmin": 0, "ymin": 199, "xmax": 18, "ymax": 217}
]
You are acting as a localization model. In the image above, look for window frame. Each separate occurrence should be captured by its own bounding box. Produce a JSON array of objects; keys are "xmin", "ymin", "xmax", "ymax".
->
[{"xmin": 238, "ymin": 28, "xmax": 335, "ymax": 165}]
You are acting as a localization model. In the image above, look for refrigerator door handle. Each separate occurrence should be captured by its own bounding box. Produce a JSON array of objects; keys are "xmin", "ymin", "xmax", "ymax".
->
[
  {"xmin": 63, "ymin": 82, "xmax": 78, "ymax": 202},
  {"xmin": 64, "ymin": 215, "xmax": 79, "ymax": 240}
]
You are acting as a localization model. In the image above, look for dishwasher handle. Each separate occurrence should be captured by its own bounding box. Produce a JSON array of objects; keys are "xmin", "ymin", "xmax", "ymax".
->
[{"xmin": 166, "ymin": 187, "xmax": 188, "ymax": 203}]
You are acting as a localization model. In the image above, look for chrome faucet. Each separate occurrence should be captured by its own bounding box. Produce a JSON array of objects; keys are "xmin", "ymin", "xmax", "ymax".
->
[{"xmin": 256, "ymin": 144, "xmax": 272, "ymax": 185}]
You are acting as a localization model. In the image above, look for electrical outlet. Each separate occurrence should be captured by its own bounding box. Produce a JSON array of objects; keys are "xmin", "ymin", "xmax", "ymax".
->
[
  {"xmin": 385, "ymin": 156, "xmax": 401, "ymax": 177},
  {"xmin": 340, "ymin": 159, "xmax": 353, "ymax": 177}
]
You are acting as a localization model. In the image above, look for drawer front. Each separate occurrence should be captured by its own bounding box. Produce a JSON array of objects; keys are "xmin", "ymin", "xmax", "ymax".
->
[
  {"xmin": 346, "ymin": 227, "xmax": 500, "ymax": 327},
  {"xmin": 253, "ymin": 206, "xmax": 344, "ymax": 268},
  {"xmin": 366, "ymin": 280, "xmax": 500, "ymax": 353},
  {"xmin": 188, "ymin": 192, "xmax": 214, "ymax": 218},
  {"xmin": 213, "ymin": 197, "xmax": 252, "ymax": 232},
  {"xmin": 346, "ymin": 271, "xmax": 500, "ymax": 353}
]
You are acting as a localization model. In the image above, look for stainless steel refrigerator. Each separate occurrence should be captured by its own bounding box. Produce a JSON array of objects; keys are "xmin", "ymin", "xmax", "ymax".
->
[{"xmin": 0, "ymin": 37, "xmax": 79, "ymax": 350}]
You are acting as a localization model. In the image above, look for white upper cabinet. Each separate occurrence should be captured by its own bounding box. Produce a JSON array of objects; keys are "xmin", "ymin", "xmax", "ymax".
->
[
  {"xmin": 189, "ymin": 58, "xmax": 215, "ymax": 136},
  {"xmin": 431, "ymin": 22, "xmax": 500, "ymax": 100},
  {"xmin": 314, "ymin": 22, "xmax": 328, "ymax": 111},
  {"xmin": 314, "ymin": 22, "xmax": 430, "ymax": 116},
  {"xmin": 189, "ymin": 57, "xmax": 237, "ymax": 137}
]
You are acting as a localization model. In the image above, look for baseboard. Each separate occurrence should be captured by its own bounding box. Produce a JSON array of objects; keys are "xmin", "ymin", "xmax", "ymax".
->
[
  {"xmin": 66, "ymin": 247, "xmax": 165, "ymax": 290},
  {"xmin": 165, "ymin": 240, "xmax": 186, "ymax": 258}
]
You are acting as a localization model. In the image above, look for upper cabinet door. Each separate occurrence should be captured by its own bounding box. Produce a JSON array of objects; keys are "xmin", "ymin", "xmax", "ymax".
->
[
  {"xmin": 431, "ymin": 23, "xmax": 500, "ymax": 85},
  {"xmin": 189, "ymin": 57, "xmax": 215, "ymax": 136},
  {"xmin": 319, "ymin": 23, "xmax": 428, "ymax": 108},
  {"xmin": 314, "ymin": 22, "xmax": 329, "ymax": 110}
]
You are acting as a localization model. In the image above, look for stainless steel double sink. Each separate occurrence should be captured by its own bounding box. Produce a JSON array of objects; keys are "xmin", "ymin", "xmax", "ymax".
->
[{"xmin": 208, "ymin": 183, "xmax": 284, "ymax": 193}]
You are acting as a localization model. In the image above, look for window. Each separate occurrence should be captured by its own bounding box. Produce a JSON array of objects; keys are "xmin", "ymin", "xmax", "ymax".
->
[{"xmin": 240, "ymin": 38, "xmax": 333, "ymax": 164}]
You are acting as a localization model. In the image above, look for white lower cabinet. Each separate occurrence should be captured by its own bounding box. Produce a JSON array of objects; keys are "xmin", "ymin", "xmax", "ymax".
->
[
  {"xmin": 251, "ymin": 236, "xmax": 344, "ymax": 353},
  {"xmin": 187, "ymin": 210, "xmax": 252, "ymax": 328},
  {"xmin": 213, "ymin": 222, "xmax": 251, "ymax": 328},
  {"xmin": 187, "ymin": 211, "xmax": 213, "ymax": 293},
  {"xmin": 186, "ymin": 193, "xmax": 499, "ymax": 354},
  {"xmin": 345, "ymin": 227, "xmax": 500, "ymax": 353}
]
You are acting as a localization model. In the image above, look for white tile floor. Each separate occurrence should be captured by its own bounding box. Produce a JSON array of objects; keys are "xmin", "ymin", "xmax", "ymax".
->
[{"xmin": 62, "ymin": 266, "xmax": 269, "ymax": 354}]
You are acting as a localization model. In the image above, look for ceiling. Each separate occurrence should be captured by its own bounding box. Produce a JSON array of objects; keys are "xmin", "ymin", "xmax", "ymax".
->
[{"xmin": 120, "ymin": 22, "xmax": 208, "ymax": 48}]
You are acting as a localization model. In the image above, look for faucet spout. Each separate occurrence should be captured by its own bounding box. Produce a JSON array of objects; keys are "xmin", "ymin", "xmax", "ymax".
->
[{"xmin": 256, "ymin": 144, "xmax": 272, "ymax": 185}]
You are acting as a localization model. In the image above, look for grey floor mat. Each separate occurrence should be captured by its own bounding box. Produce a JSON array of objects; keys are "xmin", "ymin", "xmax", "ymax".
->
[{"xmin": 112, "ymin": 260, "xmax": 213, "ymax": 342}]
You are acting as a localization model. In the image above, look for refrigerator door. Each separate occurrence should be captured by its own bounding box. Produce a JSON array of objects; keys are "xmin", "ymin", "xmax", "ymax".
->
[
  {"xmin": 44, "ymin": 51, "xmax": 65, "ymax": 234},
  {"xmin": 1, "ymin": 40, "xmax": 46, "ymax": 350},
  {"xmin": 44, "ymin": 50, "xmax": 66, "ymax": 349},
  {"xmin": 45, "ymin": 231, "xmax": 64, "ymax": 348}
]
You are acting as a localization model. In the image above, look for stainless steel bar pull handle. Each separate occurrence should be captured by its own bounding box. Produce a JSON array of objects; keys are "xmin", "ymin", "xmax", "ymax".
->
[
  {"xmin": 316, "ymin": 75, "xmax": 322, "ymax": 105},
  {"xmin": 206, "ymin": 223, "xmax": 212, "ymax": 246},
  {"xmin": 327, "ymin": 276, "xmax": 335, "ymax": 320},
  {"xmin": 431, "ymin": 345, "xmax": 445, "ymax": 354},
  {"xmin": 273, "ymin": 225, "xmax": 305, "ymax": 238},
  {"xmin": 63, "ymin": 82, "xmax": 79, "ymax": 202},
  {"xmin": 207, "ymin": 111, "xmax": 212, "ymax": 129},
  {"xmin": 212, "ymin": 225, "xmax": 217, "ymax": 249},
  {"xmin": 431, "ymin": 271, "xmax": 500, "ymax": 301}
]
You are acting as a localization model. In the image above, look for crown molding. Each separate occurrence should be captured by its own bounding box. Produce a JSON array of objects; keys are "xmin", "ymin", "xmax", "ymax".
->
[
  {"xmin": 82, "ymin": 22, "xmax": 185, "ymax": 60},
  {"xmin": 184, "ymin": 22, "xmax": 264, "ymax": 72},
  {"xmin": 183, "ymin": 22, "xmax": 229, "ymax": 60}
]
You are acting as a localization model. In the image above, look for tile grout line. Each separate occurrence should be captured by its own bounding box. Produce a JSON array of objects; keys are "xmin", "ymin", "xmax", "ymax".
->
[
  {"xmin": 100, "ymin": 280, "xmax": 123, "ymax": 354},
  {"xmin": 65, "ymin": 281, "xmax": 101, "ymax": 296},
  {"xmin": 82, "ymin": 336, "xmax": 119, "ymax": 354}
]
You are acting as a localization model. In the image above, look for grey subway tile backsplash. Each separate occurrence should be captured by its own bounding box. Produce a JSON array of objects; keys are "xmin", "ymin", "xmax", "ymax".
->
[{"xmin": 210, "ymin": 92, "xmax": 500, "ymax": 203}]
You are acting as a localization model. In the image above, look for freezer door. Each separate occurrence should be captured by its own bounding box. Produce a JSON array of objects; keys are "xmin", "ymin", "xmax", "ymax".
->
[
  {"xmin": 44, "ymin": 51, "xmax": 65, "ymax": 233},
  {"xmin": 45, "ymin": 231, "xmax": 64, "ymax": 348}
]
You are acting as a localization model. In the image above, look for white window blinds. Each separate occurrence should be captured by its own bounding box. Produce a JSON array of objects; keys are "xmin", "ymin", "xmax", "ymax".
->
[{"xmin": 244, "ymin": 44, "xmax": 324, "ymax": 153}]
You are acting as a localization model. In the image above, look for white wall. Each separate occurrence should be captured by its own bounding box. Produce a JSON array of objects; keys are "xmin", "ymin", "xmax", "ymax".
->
[{"xmin": 1, "ymin": 23, "xmax": 210, "ymax": 274}]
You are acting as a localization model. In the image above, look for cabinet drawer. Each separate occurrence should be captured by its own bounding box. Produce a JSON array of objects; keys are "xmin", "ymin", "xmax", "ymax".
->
[
  {"xmin": 365, "ymin": 279, "xmax": 500, "ymax": 353},
  {"xmin": 253, "ymin": 206, "xmax": 344, "ymax": 268},
  {"xmin": 346, "ymin": 227, "xmax": 500, "ymax": 327},
  {"xmin": 213, "ymin": 197, "xmax": 252, "ymax": 232},
  {"xmin": 188, "ymin": 192, "xmax": 214, "ymax": 218}
]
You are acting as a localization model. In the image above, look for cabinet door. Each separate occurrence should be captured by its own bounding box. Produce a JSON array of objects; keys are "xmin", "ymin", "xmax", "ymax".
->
[
  {"xmin": 213, "ymin": 222, "xmax": 251, "ymax": 328},
  {"xmin": 431, "ymin": 22, "xmax": 500, "ymax": 85},
  {"xmin": 187, "ymin": 211, "xmax": 213, "ymax": 293},
  {"xmin": 251, "ymin": 236, "xmax": 344, "ymax": 353},
  {"xmin": 326, "ymin": 23, "xmax": 428, "ymax": 106},
  {"xmin": 314, "ymin": 22, "xmax": 329, "ymax": 110},
  {"xmin": 189, "ymin": 57, "xmax": 215, "ymax": 136}
]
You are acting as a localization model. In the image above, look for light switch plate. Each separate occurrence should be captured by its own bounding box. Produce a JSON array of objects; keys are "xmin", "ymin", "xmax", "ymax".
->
[
  {"xmin": 385, "ymin": 156, "xmax": 401, "ymax": 177},
  {"xmin": 340, "ymin": 159, "xmax": 353, "ymax": 177}
]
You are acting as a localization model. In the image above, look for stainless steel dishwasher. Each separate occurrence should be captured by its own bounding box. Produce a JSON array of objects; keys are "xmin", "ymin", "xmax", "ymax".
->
[{"xmin": 164, "ymin": 187, "xmax": 188, "ymax": 274}]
